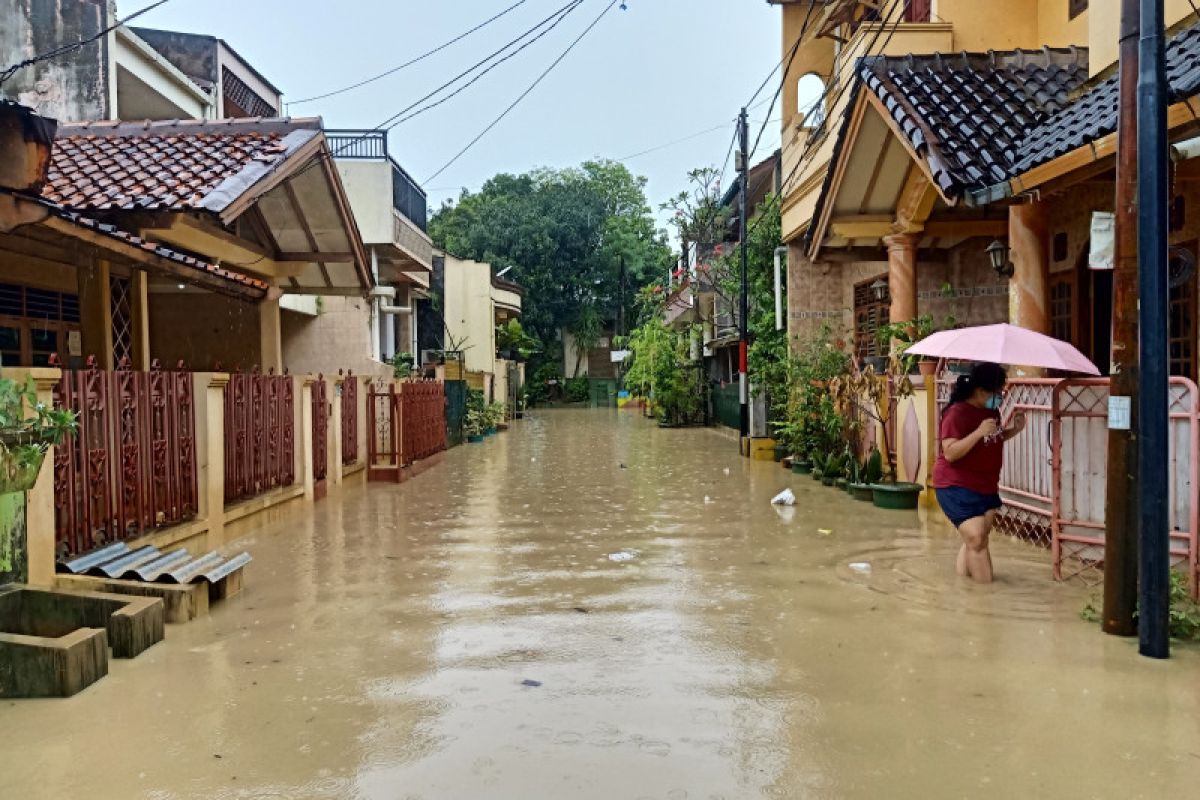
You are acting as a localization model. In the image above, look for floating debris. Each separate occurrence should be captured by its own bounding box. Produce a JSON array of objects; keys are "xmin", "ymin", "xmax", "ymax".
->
[{"xmin": 771, "ymin": 489, "xmax": 796, "ymax": 506}]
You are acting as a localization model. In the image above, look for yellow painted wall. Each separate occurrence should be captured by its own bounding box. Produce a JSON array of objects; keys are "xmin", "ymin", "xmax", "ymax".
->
[
  {"xmin": 1085, "ymin": 0, "xmax": 1195, "ymax": 78},
  {"xmin": 935, "ymin": 0, "xmax": 1043, "ymax": 50}
]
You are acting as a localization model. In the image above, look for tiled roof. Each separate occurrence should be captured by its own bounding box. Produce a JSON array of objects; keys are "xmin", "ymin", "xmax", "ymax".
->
[
  {"xmin": 1014, "ymin": 23, "xmax": 1200, "ymax": 176},
  {"xmin": 41, "ymin": 118, "xmax": 317, "ymax": 212},
  {"xmin": 860, "ymin": 47, "xmax": 1089, "ymax": 201}
]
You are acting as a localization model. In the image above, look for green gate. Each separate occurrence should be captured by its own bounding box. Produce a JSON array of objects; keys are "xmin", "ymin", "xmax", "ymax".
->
[
  {"xmin": 589, "ymin": 379, "xmax": 617, "ymax": 408},
  {"xmin": 444, "ymin": 380, "xmax": 467, "ymax": 447},
  {"xmin": 712, "ymin": 382, "xmax": 740, "ymax": 429}
]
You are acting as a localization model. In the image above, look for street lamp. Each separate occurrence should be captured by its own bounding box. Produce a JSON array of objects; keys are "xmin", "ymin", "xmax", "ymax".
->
[{"xmin": 985, "ymin": 239, "xmax": 1014, "ymax": 278}]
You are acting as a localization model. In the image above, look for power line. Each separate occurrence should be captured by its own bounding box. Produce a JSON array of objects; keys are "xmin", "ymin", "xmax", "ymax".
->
[
  {"xmin": 749, "ymin": 0, "xmax": 817, "ymax": 161},
  {"xmin": 426, "ymin": 0, "xmax": 622, "ymax": 184},
  {"xmin": 288, "ymin": 0, "xmax": 532, "ymax": 106},
  {"xmin": 747, "ymin": 0, "xmax": 911, "ymax": 240},
  {"xmin": 0, "ymin": 0, "xmax": 174, "ymax": 86},
  {"xmin": 616, "ymin": 123, "xmax": 732, "ymax": 161},
  {"xmin": 742, "ymin": 0, "xmax": 818, "ymax": 109},
  {"xmin": 283, "ymin": 0, "xmax": 584, "ymax": 187}
]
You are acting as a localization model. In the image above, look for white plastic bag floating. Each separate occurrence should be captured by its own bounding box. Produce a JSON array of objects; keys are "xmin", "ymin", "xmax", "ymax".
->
[{"xmin": 771, "ymin": 488, "xmax": 796, "ymax": 506}]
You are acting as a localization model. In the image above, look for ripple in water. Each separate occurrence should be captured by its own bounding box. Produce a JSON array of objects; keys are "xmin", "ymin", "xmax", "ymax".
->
[{"xmin": 832, "ymin": 540, "xmax": 1085, "ymax": 622}]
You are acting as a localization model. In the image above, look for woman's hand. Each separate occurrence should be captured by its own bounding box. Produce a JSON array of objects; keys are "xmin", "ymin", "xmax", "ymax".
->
[
  {"xmin": 1003, "ymin": 412, "xmax": 1027, "ymax": 441},
  {"xmin": 976, "ymin": 418, "xmax": 1000, "ymax": 439}
]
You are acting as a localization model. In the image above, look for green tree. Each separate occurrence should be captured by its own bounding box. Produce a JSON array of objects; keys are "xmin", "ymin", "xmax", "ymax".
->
[{"xmin": 429, "ymin": 160, "xmax": 672, "ymax": 373}]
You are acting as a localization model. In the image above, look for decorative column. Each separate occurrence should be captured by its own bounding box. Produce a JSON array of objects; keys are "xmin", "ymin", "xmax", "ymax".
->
[
  {"xmin": 130, "ymin": 269, "xmax": 151, "ymax": 370},
  {"xmin": 883, "ymin": 232, "xmax": 920, "ymax": 325},
  {"xmin": 24, "ymin": 368, "xmax": 61, "ymax": 586},
  {"xmin": 330, "ymin": 376, "xmax": 344, "ymax": 487},
  {"xmin": 193, "ymin": 372, "xmax": 228, "ymax": 549},
  {"xmin": 1008, "ymin": 200, "xmax": 1051, "ymax": 334},
  {"xmin": 299, "ymin": 374, "xmax": 315, "ymax": 503}
]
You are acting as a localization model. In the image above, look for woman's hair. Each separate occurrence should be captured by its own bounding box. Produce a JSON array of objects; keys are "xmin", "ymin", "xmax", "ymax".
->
[{"xmin": 948, "ymin": 362, "xmax": 1008, "ymax": 406}]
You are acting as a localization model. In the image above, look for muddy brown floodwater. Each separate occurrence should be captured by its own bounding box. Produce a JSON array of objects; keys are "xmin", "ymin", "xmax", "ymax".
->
[{"xmin": 2, "ymin": 409, "xmax": 1199, "ymax": 799}]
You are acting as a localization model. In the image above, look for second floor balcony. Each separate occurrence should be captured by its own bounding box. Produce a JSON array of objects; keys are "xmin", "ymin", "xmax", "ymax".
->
[{"xmin": 329, "ymin": 129, "xmax": 432, "ymax": 274}]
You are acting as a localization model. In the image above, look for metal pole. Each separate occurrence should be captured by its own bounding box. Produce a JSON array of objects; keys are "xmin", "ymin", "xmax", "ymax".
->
[
  {"xmin": 1103, "ymin": 0, "xmax": 1141, "ymax": 637},
  {"xmin": 738, "ymin": 107, "xmax": 750, "ymax": 443},
  {"xmin": 1137, "ymin": 0, "xmax": 1170, "ymax": 659}
]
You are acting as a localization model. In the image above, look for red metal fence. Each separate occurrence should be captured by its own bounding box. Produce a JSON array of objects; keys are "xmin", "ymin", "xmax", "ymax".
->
[
  {"xmin": 367, "ymin": 380, "xmax": 446, "ymax": 482},
  {"xmin": 937, "ymin": 374, "xmax": 1200, "ymax": 597},
  {"xmin": 341, "ymin": 371, "xmax": 358, "ymax": 466},
  {"xmin": 224, "ymin": 370, "xmax": 295, "ymax": 505},
  {"xmin": 53, "ymin": 359, "xmax": 198, "ymax": 559},
  {"xmin": 402, "ymin": 381, "xmax": 447, "ymax": 463}
]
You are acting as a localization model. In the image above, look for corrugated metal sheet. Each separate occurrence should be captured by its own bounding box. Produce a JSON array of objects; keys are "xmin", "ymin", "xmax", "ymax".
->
[{"xmin": 58, "ymin": 544, "xmax": 251, "ymax": 586}]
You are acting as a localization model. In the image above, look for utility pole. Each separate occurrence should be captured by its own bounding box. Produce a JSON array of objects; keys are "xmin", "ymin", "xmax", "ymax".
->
[
  {"xmin": 738, "ymin": 107, "xmax": 750, "ymax": 445},
  {"xmin": 1102, "ymin": 0, "xmax": 1140, "ymax": 638},
  {"xmin": 1136, "ymin": 0, "xmax": 1170, "ymax": 659},
  {"xmin": 618, "ymin": 254, "xmax": 626, "ymax": 338}
]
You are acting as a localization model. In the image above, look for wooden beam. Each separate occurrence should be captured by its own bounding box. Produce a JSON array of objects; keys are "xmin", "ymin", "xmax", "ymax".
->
[
  {"xmin": 829, "ymin": 214, "xmax": 894, "ymax": 239},
  {"xmin": 282, "ymin": 182, "xmax": 333, "ymax": 288},
  {"xmin": 40, "ymin": 216, "xmax": 266, "ymax": 301},
  {"xmin": 892, "ymin": 165, "xmax": 938, "ymax": 233},
  {"xmin": 138, "ymin": 213, "xmax": 305, "ymax": 279},
  {"xmin": 275, "ymin": 251, "xmax": 356, "ymax": 263},
  {"xmin": 862, "ymin": 91, "xmax": 954, "ymax": 206},
  {"xmin": 922, "ymin": 219, "xmax": 1007, "ymax": 238}
]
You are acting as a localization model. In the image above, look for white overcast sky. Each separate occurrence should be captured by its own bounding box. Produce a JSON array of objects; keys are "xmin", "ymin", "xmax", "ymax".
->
[{"xmin": 136, "ymin": 0, "xmax": 783, "ymax": 229}]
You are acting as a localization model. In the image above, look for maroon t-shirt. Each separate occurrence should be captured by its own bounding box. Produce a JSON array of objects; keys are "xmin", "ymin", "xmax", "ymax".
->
[{"xmin": 933, "ymin": 402, "xmax": 1003, "ymax": 494}]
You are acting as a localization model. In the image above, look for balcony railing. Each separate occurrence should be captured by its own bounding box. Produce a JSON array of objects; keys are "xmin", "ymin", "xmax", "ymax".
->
[{"xmin": 326, "ymin": 129, "xmax": 428, "ymax": 232}]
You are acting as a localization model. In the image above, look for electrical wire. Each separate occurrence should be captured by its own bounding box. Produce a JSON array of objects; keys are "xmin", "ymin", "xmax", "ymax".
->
[
  {"xmin": 288, "ymin": 0, "xmax": 533, "ymax": 106},
  {"xmin": 283, "ymin": 0, "xmax": 584, "ymax": 188},
  {"xmin": 0, "ymin": 0, "xmax": 174, "ymax": 86},
  {"xmin": 617, "ymin": 123, "xmax": 733, "ymax": 161},
  {"xmin": 426, "ymin": 0, "xmax": 622, "ymax": 184},
  {"xmin": 749, "ymin": 0, "xmax": 818, "ymax": 161},
  {"xmin": 743, "ymin": 0, "xmax": 818, "ymax": 109},
  {"xmin": 746, "ymin": 0, "xmax": 911, "ymax": 239}
]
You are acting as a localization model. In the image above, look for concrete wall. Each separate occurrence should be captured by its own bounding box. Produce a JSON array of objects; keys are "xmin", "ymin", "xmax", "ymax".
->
[
  {"xmin": 1084, "ymin": 0, "xmax": 1196, "ymax": 78},
  {"xmin": 335, "ymin": 161, "xmax": 393, "ymax": 246},
  {"xmin": 281, "ymin": 296, "xmax": 392, "ymax": 379},
  {"xmin": 0, "ymin": 0, "xmax": 110, "ymax": 121},
  {"xmin": 148, "ymin": 292, "xmax": 261, "ymax": 371},
  {"xmin": 442, "ymin": 254, "xmax": 496, "ymax": 375},
  {"xmin": 112, "ymin": 28, "xmax": 211, "ymax": 120}
]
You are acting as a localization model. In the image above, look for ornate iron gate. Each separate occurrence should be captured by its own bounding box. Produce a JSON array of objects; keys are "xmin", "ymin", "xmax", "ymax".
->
[
  {"xmin": 341, "ymin": 371, "xmax": 358, "ymax": 465},
  {"xmin": 312, "ymin": 375, "xmax": 329, "ymax": 497},
  {"xmin": 224, "ymin": 369, "xmax": 295, "ymax": 505},
  {"xmin": 368, "ymin": 380, "xmax": 447, "ymax": 481},
  {"xmin": 53, "ymin": 358, "xmax": 198, "ymax": 558}
]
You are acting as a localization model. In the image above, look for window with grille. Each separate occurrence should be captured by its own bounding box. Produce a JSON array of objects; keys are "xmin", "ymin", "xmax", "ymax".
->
[
  {"xmin": 1069, "ymin": 0, "xmax": 1088, "ymax": 20},
  {"xmin": 854, "ymin": 277, "xmax": 890, "ymax": 360},
  {"xmin": 110, "ymin": 275, "xmax": 133, "ymax": 367},
  {"xmin": 0, "ymin": 283, "xmax": 82, "ymax": 367},
  {"xmin": 1169, "ymin": 242, "xmax": 1196, "ymax": 380},
  {"xmin": 1050, "ymin": 275, "xmax": 1074, "ymax": 345}
]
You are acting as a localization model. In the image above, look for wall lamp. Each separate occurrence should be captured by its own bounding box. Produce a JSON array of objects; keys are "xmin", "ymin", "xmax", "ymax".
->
[{"xmin": 985, "ymin": 239, "xmax": 1015, "ymax": 278}]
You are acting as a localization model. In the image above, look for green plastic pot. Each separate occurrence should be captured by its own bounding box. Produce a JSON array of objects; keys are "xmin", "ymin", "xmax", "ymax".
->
[
  {"xmin": 871, "ymin": 482, "xmax": 924, "ymax": 510},
  {"xmin": 835, "ymin": 478, "xmax": 849, "ymax": 492},
  {"xmin": 467, "ymin": 434, "xmax": 484, "ymax": 443},
  {"xmin": 821, "ymin": 475, "xmax": 836, "ymax": 487},
  {"xmin": 850, "ymin": 483, "xmax": 875, "ymax": 502},
  {"xmin": 773, "ymin": 446, "xmax": 787, "ymax": 462},
  {"xmin": 791, "ymin": 460, "xmax": 812, "ymax": 475}
]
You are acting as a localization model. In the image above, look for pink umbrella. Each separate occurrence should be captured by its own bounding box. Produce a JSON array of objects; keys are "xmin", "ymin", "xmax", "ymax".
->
[{"xmin": 904, "ymin": 323, "xmax": 1101, "ymax": 375}]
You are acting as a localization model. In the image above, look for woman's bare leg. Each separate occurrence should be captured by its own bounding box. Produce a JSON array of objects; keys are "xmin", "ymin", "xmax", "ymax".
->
[
  {"xmin": 958, "ymin": 515, "xmax": 993, "ymax": 583},
  {"xmin": 982, "ymin": 509, "xmax": 997, "ymax": 578},
  {"xmin": 956, "ymin": 542, "xmax": 969, "ymax": 577}
]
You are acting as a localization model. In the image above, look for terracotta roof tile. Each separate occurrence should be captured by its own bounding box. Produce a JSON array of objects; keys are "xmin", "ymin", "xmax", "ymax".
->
[
  {"xmin": 40, "ymin": 118, "xmax": 317, "ymax": 212},
  {"xmin": 860, "ymin": 47, "xmax": 1089, "ymax": 201}
]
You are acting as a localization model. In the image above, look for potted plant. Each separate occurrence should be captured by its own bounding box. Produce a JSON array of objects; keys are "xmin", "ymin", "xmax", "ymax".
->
[
  {"xmin": 849, "ymin": 448, "xmax": 884, "ymax": 501},
  {"xmin": 876, "ymin": 315, "xmax": 955, "ymax": 378},
  {"xmin": 464, "ymin": 409, "xmax": 485, "ymax": 443},
  {"xmin": 0, "ymin": 375, "xmax": 77, "ymax": 583},
  {"xmin": 831, "ymin": 358, "xmax": 924, "ymax": 510}
]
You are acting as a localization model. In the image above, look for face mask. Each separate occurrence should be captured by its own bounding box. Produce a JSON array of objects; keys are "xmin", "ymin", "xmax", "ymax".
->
[{"xmin": 985, "ymin": 393, "xmax": 1003, "ymax": 411}]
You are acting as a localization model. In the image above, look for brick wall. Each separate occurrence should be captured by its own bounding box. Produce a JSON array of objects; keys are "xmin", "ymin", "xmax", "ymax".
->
[{"xmin": 281, "ymin": 296, "xmax": 391, "ymax": 379}]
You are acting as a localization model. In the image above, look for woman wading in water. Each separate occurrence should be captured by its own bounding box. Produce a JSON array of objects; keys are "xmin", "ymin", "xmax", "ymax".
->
[{"xmin": 933, "ymin": 363, "xmax": 1026, "ymax": 583}]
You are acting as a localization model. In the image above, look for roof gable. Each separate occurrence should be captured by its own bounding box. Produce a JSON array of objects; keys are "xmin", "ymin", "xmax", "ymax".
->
[
  {"xmin": 41, "ymin": 118, "xmax": 320, "ymax": 214},
  {"xmin": 860, "ymin": 47, "xmax": 1089, "ymax": 201}
]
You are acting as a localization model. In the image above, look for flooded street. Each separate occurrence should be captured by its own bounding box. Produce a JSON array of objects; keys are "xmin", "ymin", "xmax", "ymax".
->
[{"xmin": 3, "ymin": 409, "xmax": 1199, "ymax": 799}]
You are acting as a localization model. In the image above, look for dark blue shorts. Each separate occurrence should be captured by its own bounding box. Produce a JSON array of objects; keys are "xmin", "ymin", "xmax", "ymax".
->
[{"xmin": 935, "ymin": 486, "xmax": 1002, "ymax": 528}]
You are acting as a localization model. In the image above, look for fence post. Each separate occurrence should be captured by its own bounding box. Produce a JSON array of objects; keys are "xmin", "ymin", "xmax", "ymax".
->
[
  {"xmin": 299, "ymin": 374, "xmax": 315, "ymax": 502},
  {"xmin": 195, "ymin": 372, "xmax": 228, "ymax": 549},
  {"xmin": 24, "ymin": 367, "xmax": 62, "ymax": 586},
  {"xmin": 331, "ymin": 375, "xmax": 344, "ymax": 486}
]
